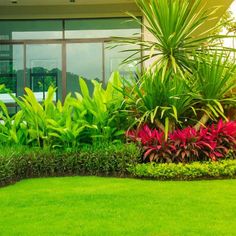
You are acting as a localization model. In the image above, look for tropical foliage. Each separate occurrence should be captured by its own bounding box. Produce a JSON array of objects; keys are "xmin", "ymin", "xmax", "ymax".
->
[
  {"xmin": 118, "ymin": 69, "xmax": 193, "ymax": 137},
  {"xmin": 114, "ymin": 0, "xmax": 235, "ymax": 73},
  {"xmin": 120, "ymin": 52, "xmax": 236, "ymax": 136},
  {"xmin": 126, "ymin": 120, "xmax": 236, "ymax": 163},
  {"xmin": 0, "ymin": 0, "xmax": 235, "ymax": 165},
  {"xmin": 114, "ymin": 0, "xmax": 236, "ymax": 135},
  {"xmin": 190, "ymin": 52, "xmax": 236, "ymax": 129},
  {"xmin": 0, "ymin": 72, "xmax": 127, "ymax": 149}
]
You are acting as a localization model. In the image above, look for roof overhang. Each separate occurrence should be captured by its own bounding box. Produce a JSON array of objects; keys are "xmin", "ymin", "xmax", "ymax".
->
[
  {"xmin": 0, "ymin": 0, "xmax": 140, "ymax": 19},
  {"xmin": 0, "ymin": 0, "xmax": 134, "ymax": 6},
  {"xmin": 0, "ymin": 0, "xmax": 233, "ymax": 23}
]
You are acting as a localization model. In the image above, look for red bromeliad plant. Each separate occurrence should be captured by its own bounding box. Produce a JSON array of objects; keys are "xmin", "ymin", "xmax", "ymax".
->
[
  {"xmin": 126, "ymin": 125, "xmax": 174, "ymax": 162},
  {"xmin": 206, "ymin": 120, "xmax": 236, "ymax": 159},
  {"xmin": 126, "ymin": 120, "xmax": 236, "ymax": 163},
  {"xmin": 169, "ymin": 127, "xmax": 216, "ymax": 163}
]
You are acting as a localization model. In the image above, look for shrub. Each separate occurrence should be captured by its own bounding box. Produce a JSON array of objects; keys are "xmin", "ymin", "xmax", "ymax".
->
[
  {"xmin": 126, "ymin": 120, "xmax": 236, "ymax": 163},
  {"xmin": 128, "ymin": 160, "xmax": 236, "ymax": 180},
  {"xmin": 120, "ymin": 69, "xmax": 194, "ymax": 136},
  {"xmin": 0, "ymin": 143, "xmax": 141, "ymax": 187}
]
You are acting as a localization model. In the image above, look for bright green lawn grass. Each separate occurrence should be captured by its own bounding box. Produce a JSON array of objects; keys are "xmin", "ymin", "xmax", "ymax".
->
[{"xmin": 0, "ymin": 177, "xmax": 236, "ymax": 236}]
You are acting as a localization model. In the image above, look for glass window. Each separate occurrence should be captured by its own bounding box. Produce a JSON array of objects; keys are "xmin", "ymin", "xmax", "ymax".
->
[
  {"xmin": 0, "ymin": 18, "xmax": 142, "ymax": 104},
  {"xmin": 0, "ymin": 44, "xmax": 24, "ymax": 104},
  {"xmin": 0, "ymin": 20, "xmax": 63, "ymax": 40},
  {"xmin": 65, "ymin": 18, "xmax": 141, "ymax": 39},
  {"xmin": 66, "ymin": 43, "xmax": 103, "ymax": 95},
  {"xmin": 105, "ymin": 43, "xmax": 141, "ymax": 82},
  {"xmin": 26, "ymin": 44, "xmax": 62, "ymax": 101}
]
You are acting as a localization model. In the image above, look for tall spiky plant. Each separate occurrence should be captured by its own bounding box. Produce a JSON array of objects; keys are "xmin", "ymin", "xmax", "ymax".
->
[
  {"xmin": 118, "ymin": 69, "xmax": 194, "ymax": 139},
  {"xmin": 114, "ymin": 0, "xmax": 234, "ymax": 75},
  {"xmin": 189, "ymin": 52, "xmax": 236, "ymax": 129}
]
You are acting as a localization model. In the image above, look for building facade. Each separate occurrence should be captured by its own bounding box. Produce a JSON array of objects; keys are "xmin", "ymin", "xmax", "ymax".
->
[
  {"xmin": 0, "ymin": 0, "xmax": 233, "ymax": 114},
  {"xmin": 0, "ymin": 0, "xmax": 141, "ymax": 114}
]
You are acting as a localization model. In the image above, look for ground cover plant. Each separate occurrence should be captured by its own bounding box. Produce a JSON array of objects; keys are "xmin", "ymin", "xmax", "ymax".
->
[
  {"xmin": 128, "ymin": 159, "xmax": 236, "ymax": 180},
  {"xmin": 0, "ymin": 177, "xmax": 236, "ymax": 236}
]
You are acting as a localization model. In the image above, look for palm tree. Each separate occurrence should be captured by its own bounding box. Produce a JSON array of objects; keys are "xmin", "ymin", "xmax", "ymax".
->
[{"xmin": 114, "ymin": 0, "xmax": 235, "ymax": 75}]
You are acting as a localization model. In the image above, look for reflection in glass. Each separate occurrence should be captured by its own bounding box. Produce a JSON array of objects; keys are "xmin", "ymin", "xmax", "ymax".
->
[
  {"xmin": 65, "ymin": 18, "xmax": 141, "ymax": 39},
  {"xmin": 0, "ymin": 18, "xmax": 142, "ymax": 107},
  {"xmin": 26, "ymin": 44, "xmax": 62, "ymax": 101},
  {"xmin": 0, "ymin": 20, "xmax": 63, "ymax": 40},
  {"xmin": 0, "ymin": 44, "xmax": 24, "ymax": 105},
  {"xmin": 30, "ymin": 73, "xmax": 58, "ymax": 101},
  {"xmin": 66, "ymin": 43, "xmax": 103, "ymax": 95},
  {"xmin": 105, "ymin": 43, "xmax": 141, "ymax": 82}
]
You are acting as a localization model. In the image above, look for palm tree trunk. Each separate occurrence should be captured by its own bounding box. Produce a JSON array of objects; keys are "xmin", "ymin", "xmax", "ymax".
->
[{"xmin": 194, "ymin": 112, "xmax": 210, "ymax": 131}]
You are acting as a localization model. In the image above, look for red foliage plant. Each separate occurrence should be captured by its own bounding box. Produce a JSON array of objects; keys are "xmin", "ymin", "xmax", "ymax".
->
[{"xmin": 126, "ymin": 120, "xmax": 236, "ymax": 163}]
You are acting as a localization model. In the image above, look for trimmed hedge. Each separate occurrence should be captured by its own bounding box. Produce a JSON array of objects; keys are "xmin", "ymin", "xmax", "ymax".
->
[
  {"xmin": 0, "ymin": 143, "xmax": 141, "ymax": 187},
  {"xmin": 1, "ymin": 143, "xmax": 236, "ymax": 187},
  {"xmin": 128, "ymin": 159, "xmax": 236, "ymax": 180}
]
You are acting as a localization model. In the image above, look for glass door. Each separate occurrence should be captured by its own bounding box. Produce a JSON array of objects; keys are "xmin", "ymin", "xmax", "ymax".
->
[{"xmin": 26, "ymin": 44, "xmax": 62, "ymax": 101}]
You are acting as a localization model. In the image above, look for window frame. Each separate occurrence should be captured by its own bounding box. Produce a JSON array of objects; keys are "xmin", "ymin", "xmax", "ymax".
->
[{"xmin": 0, "ymin": 17, "xmax": 143, "ymax": 105}]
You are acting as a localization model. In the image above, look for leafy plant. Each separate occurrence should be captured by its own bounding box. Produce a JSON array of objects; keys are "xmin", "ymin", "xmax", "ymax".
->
[
  {"xmin": 189, "ymin": 52, "xmax": 236, "ymax": 129},
  {"xmin": 0, "ymin": 72, "xmax": 127, "ymax": 149},
  {"xmin": 127, "ymin": 124, "xmax": 173, "ymax": 162},
  {"xmin": 11, "ymin": 86, "xmax": 59, "ymax": 147},
  {"xmin": 76, "ymin": 72, "xmax": 128, "ymax": 143},
  {"xmin": 128, "ymin": 159, "xmax": 236, "ymax": 180},
  {"xmin": 120, "ymin": 69, "xmax": 194, "ymax": 136},
  {"xmin": 0, "ymin": 99, "xmax": 27, "ymax": 145},
  {"xmin": 119, "ymin": 51, "xmax": 236, "ymax": 134},
  {"xmin": 114, "ymin": 0, "xmax": 234, "ymax": 75},
  {"xmin": 126, "ymin": 120, "xmax": 236, "ymax": 163}
]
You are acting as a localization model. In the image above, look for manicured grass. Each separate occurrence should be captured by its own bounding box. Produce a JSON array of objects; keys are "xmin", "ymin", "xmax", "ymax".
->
[{"xmin": 0, "ymin": 177, "xmax": 236, "ymax": 236}]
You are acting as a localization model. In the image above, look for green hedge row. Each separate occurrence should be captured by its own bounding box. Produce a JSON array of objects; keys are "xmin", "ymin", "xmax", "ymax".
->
[
  {"xmin": 128, "ymin": 159, "xmax": 236, "ymax": 180},
  {"xmin": 0, "ymin": 143, "xmax": 141, "ymax": 187},
  {"xmin": 1, "ymin": 143, "xmax": 235, "ymax": 187}
]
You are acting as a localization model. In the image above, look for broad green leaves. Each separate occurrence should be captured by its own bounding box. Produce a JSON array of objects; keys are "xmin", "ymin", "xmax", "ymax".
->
[{"xmin": 0, "ymin": 72, "xmax": 127, "ymax": 149}]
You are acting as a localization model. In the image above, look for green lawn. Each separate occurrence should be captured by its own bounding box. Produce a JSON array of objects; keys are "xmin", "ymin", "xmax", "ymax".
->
[{"xmin": 0, "ymin": 177, "xmax": 235, "ymax": 236}]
